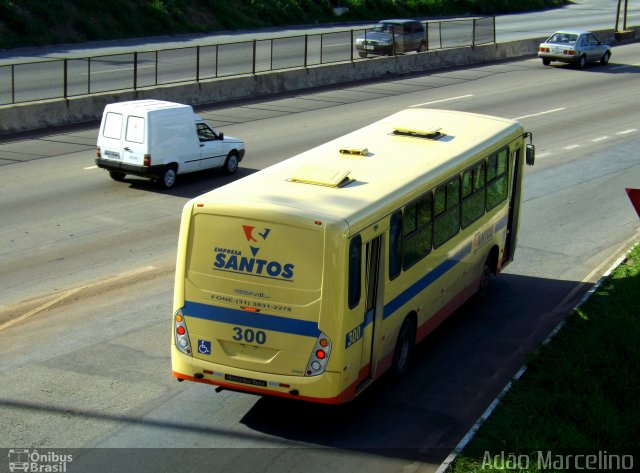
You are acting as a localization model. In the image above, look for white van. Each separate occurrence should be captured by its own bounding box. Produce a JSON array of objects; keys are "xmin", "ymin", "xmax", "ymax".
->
[{"xmin": 96, "ymin": 100, "xmax": 245, "ymax": 188}]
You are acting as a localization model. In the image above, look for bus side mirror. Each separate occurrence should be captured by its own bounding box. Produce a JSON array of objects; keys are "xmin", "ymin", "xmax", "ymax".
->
[{"xmin": 526, "ymin": 143, "xmax": 535, "ymax": 166}]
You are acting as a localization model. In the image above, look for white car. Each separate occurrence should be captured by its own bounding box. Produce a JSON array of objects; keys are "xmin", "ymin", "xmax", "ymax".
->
[{"xmin": 538, "ymin": 30, "xmax": 611, "ymax": 68}]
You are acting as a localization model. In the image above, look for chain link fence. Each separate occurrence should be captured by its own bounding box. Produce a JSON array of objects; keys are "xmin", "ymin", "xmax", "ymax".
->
[{"xmin": 0, "ymin": 17, "xmax": 494, "ymax": 106}]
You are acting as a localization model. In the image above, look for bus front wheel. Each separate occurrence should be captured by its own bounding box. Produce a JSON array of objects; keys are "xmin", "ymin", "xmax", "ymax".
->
[{"xmin": 392, "ymin": 318, "xmax": 415, "ymax": 378}]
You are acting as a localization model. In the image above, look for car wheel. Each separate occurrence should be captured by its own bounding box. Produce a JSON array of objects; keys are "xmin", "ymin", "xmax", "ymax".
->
[
  {"xmin": 109, "ymin": 171, "xmax": 126, "ymax": 182},
  {"xmin": 542, "ymin": 58, "xmax": 551, "ymax": 66},
  {"xmin": 391, "ymin": 317, "xmax": 415, "ymax": 378},
  {"xmin": 600, "ymin": 51, "xmax": 610, "ymax": 65},
  {"xmin": 223, "ymin": 152, "xmax": 239, "ymax": 175},
  {"xmin": 160, "ymin": 165, "xmax": 177, "ymax": 189},
  {"xmin": 357, "ymin": 51, "xmax": 367, "ymax": 58},
  {"xmin": 416, "ymin": 41, "xmax": 426, "ymax": 53},
  {"xmin": 578, "ymin": 55, "xmax": 587, "ymax": 69}
]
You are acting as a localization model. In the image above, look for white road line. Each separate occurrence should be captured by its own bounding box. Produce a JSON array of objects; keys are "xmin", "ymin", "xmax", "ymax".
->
[
  {"xmin": 591, "ymin": 136, "xmax": 609, "ymax": 142},
  {"xmin": 536, "ymin": 151, "xmax": 551, "ymax": 159},
  {"xmin": 616, "ymin": 129, "xmax": 637, "ymax": 135},
  {"xmin": 563, "ymin": 144, "xmax": 580, "ymax": 151},
  {"xmin": 514, "ymin": 107, "xmax": 565, "ymax": 120},
  {"xmin": 611, "ymin": 63, "xmax": 640, "ymax": 70},
  {"xmin": 410, "ymin": 94, "xmax": 473, "ymax": 107},
  {"xmin": 84, "ymin": 165, "xmax": 97, "ymax": 170}
]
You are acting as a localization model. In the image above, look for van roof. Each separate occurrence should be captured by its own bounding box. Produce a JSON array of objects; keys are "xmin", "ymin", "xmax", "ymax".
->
[
  {"xmin": 192, "ymin": 108, "xmax": 522, "ymax": 229},
  {"xmin": 104, "ymin": 99, "xmax": 193, "ymax": 113}
]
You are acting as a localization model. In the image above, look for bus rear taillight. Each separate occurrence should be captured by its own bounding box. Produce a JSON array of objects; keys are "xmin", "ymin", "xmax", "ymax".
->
[
  {"xmin": 174, "ymin": 309, "xmax": 192, "ymax": 355},
  {"xmin": 305, "ymin": 333, "xmax": 332, "ymax": 376}
]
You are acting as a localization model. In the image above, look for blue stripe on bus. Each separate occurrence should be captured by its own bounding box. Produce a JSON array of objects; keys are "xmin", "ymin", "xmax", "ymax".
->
[
  {"xmin": 495, "ymin": 214, "xmax": 508, "ymax": 232},
  {"xmin": 183, "ymin": 301, "xmax": 321, "ymax": 338},
  {"xmin": 383, "ymin": 243, "xmax": 472, "ymax": 320}
]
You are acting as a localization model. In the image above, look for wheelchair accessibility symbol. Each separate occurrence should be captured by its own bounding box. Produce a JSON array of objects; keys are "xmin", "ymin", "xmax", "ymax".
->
[{"xmin": 198, "ymin": 339, "xmax": 211, "ymax": 355}]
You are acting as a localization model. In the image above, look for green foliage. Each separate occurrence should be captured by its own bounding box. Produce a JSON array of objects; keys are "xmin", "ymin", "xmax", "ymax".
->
[
  {"xmin": 0, "ymin": 0, "xmax": 567, "ymax": 49},
  {"xmin": 451, "ymin": 244, "xmax": 640, "ymax": 472}
]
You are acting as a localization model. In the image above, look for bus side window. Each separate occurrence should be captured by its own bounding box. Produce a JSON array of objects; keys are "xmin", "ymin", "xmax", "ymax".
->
[
  {"xmin": 402, "ymin": 192, "xmax": 433, "ymax": 270},
  {"xmin": 434, "ymin": 176, "xmax": 461, "ymax": 248},
  {"xmin": 389, "ymin": 211, "xmax": 402, "ymax": 280},
  {"xmin": 462, "ymin": 161, "xmax": 486, "ymax": 228},
  {"xmin": 486, "ymin": 148, "xmax": 509, "ymax": 210},
  {"xmin": 348, "ymin": 235, "xmax": 362, "ymax": 309}
]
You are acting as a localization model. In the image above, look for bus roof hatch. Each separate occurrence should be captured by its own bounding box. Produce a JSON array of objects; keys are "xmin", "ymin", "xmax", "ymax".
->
[{"xmin": 288, "ymin": 164, "xmax": 353, "ymax": 188}]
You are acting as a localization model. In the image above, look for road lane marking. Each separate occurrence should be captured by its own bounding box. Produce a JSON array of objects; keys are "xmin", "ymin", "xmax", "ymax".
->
[
  {"xmin": 410, "ymin": 94, "xmax": 473, "ymax": 107},
  {"xmin": 611, "ymin": 63, "xmax": 640, "ymax": 70},
  {"xmin": 514, "ymin": 107, "xmax": 565, "ymax": 120},
  {"xmin": 591, "ymin": 136, "xmax": 609, "ymax": 142},
  {"xmin": 84, "ymin": 165, "xmax": 97, "ymax": 170},
  {"xmin": 562, "ymin": 144, "xmax": 580, "ymax": 150},
  {"xmin": 0, "ymin": 265, "xmax": 158, "ymax": 332},
  {"xmin": 616, "ymin": 129, "xmax": 637, "ymax": 135}
]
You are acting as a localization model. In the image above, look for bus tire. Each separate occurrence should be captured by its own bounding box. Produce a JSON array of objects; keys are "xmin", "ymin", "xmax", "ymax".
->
[
  {"xmin": 478, "ymin": 256, "xmax": 493, "ymax": 297},
  {"xmin": 392, "ymin": 317, "xmax": 415, "ymax": 378}
]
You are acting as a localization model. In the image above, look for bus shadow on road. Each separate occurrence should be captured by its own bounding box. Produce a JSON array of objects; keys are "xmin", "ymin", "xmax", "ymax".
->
[{"xmin": 239, "ymin": 272, "xmax": 591, "ymax": 465}]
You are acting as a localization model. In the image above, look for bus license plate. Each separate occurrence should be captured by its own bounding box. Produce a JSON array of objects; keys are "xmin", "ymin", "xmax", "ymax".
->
[{"xmin": 225, "ymin": 374, "xmax": 267, "ymax": 387}]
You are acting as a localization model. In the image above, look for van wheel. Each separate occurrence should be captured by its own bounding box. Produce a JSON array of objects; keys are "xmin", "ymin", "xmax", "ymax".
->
[
  {"xmin": 160, "ymin": 166, "xmax": 177, "ymax": 188},
  {"xmin": 223, "ymin": 152, "xmax": 239, "ymax": 175},
  {"xmin": 109, "ymin": 171, "xmax": 126, "ymax": 182},
  {"xmin": 391, "ymin": 317, "xmax": 415, "ymax": 378}
]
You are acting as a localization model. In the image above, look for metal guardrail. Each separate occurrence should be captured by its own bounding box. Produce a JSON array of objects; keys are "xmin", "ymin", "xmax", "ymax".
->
[{"xmin": 0, "ymin": 17, "xmax": 494, "ymax": 106}]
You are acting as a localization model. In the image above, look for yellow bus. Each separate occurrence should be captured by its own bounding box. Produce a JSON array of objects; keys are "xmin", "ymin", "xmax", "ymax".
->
[{"xmin": 171, "ymin": 107, "xmax": 535, "ymax": 404}]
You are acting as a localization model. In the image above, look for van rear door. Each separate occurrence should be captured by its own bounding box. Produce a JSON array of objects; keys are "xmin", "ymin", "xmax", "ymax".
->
[
  {"xmin": 120, "ymin": 114, "xmax": 147, "ymax": 167},
  {"xmin": 98, "ymin": 110, "xmax": 124, "ymax": 162},
  {"xmin": 181, "ymin": 207, "xmax": 326, "ymax": 376}
]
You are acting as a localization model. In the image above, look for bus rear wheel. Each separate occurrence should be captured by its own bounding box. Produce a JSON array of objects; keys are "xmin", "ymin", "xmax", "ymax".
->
[
  {"xmin": 392, "ymin": 318, "xmax": 415, "ymax": 378},
  {"xmin": 478, "ymin": 256, "xmax": 493, "ymax": 297}
]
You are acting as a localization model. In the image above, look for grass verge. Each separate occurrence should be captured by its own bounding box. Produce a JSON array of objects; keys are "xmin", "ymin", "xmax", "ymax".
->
[{"xmin": 450, "ymin": 242, "xmax": 640, "ymax": 472}]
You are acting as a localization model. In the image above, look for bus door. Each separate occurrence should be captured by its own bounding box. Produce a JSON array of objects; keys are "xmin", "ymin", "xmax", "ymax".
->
[
  {"xmin": 359, "ymin": 234, "xmax": 384, "ymax": 382},
  {"xmin": 504, "ymin": 147, "xmax": 523, "ymax": 263}
]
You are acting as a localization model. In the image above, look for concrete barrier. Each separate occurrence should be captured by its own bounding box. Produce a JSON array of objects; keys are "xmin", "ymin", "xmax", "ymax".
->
[{"xmin": 0, "ymin": 27, "xmax": 634, "ymax": 136}]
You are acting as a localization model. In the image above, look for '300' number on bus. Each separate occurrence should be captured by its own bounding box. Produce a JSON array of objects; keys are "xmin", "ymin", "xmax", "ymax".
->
[{"xmin": 232, "ymin": 327, "xmax": 267, "ymax": 345}]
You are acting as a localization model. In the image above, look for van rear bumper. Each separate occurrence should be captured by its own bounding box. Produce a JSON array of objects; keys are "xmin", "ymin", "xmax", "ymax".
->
[{"xmin": 95, "ymin": 158, "xmax": 165, "ymax": 179}]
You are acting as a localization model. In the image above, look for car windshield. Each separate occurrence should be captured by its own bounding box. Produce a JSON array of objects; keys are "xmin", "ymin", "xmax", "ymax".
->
[
  {"xmin": 372, "ymin": 23, "xmax": 396, "ymax": 33},
  {"xmin": 547, "ymin": 33, "xmax": 578, "ymax": 45}
]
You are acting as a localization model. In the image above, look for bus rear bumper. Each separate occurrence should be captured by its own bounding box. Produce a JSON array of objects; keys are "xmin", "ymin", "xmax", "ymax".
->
[{"xmin": 171, "ymin": 346, "xmax": 352, "ymax": 404}]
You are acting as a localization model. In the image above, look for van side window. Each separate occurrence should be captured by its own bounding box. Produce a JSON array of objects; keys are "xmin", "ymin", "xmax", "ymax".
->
[
  {"xmin": 125, "ymin": 116, "xmax": 145, "ymax": 144},
  {"xmin": 197, "ymin": 123, "xmax": 217, "ymax": 142},
  {"xmin": 103, "ymin": 112, "xmax": 123, "ymax": 139}
]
